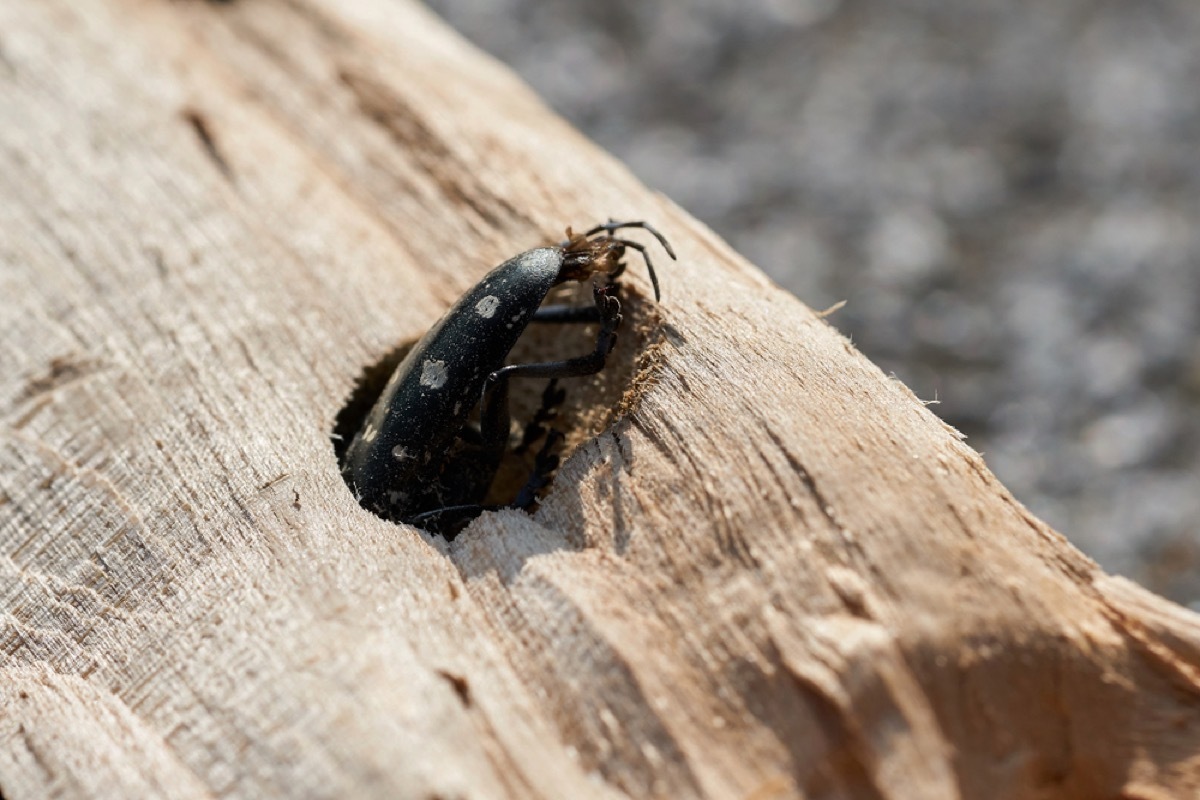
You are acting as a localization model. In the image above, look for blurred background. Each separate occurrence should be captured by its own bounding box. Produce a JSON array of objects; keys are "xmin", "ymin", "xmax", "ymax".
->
[{"xmin": 425, "ymin": 0, "xmax": 1200, "ymax": 605}]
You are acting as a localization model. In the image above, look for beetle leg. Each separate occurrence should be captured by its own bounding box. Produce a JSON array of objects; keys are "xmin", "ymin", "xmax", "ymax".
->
[
  {"xmin": 481, "ymin": 287, "xmax": 622, "ymax": 403},
  {"xmin": 476, "ymin": 286, "xmax": 618, "ymax": 482},
  {"xmin": 604, "ymin": 238, "xmax": 661, "ymax": 300},
  {"xmin": 515, "ymin": 379, "xmax": 566, "ymax": 456},
  {"xmin": 512, "ymin": 429, "xmax": 564, "ymax": 509},
  {"xmin": 405, "ymin": 503, "xmax": 497, "ymax": 533},
  {"xmin": 530, "ymin": 304, "xmax": 603, "ymax": 324},
  {"xmin": 407, "ymin": 428, "xmax": 564, "ymax": 535},
  {"xmin": 476, "ymin": 366, "xmax": 514, "ymax": 485}
]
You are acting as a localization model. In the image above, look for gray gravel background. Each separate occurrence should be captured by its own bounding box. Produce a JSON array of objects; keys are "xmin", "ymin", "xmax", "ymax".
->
[{"xmin": 425, "ymin": 0, "xmax": 1200, "ymax": 605}]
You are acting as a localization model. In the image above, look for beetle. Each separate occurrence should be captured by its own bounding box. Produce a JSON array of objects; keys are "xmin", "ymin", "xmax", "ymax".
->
[{"xmin": 341, "ymin": 220, "xmax": 675, "ymax": 535}]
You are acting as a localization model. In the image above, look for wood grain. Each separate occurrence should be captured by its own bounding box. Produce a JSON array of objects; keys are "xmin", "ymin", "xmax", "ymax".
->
[{"xmin": 2, "ymin": 1, "xmax": 1199, "ymax": 798}]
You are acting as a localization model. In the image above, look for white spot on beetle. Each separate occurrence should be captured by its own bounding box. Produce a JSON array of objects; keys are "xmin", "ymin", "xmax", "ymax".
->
[
  {"xmin": 392, "ymin": 445, "xmax": 413, "ymax": 462},
  {"xmin": 475, "ymin": 295, "xmax": 500, "ymax": 318},
  {"xmin": 420, "ymin": 359, "xmax": 448, "ymax": 389},
  {"xmin": 362, "ymin": 424, "xmax": 378, "ymax": 443}
]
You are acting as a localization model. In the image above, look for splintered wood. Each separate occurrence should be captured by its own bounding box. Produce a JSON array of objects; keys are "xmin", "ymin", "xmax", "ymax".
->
[{"xmin": 2, "ymin": 1, "xmax": 1199, "ymax": 798}]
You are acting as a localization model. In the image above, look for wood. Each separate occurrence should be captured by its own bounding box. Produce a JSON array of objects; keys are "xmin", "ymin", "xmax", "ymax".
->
[{"xmin": 2, "ymin": 2, "xmax": 1200, "ymax": 798}]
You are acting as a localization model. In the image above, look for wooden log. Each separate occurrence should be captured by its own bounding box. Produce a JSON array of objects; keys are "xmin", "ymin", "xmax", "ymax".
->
[{"xmin": 3, "ymin": 1, "xmax": 1200, "ymax": 798}]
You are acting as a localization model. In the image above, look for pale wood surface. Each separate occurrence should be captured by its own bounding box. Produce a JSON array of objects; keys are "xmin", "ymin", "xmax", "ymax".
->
[{"xmin": 3, "ymin": 2, "xmax": 1200, "ymax": 798}]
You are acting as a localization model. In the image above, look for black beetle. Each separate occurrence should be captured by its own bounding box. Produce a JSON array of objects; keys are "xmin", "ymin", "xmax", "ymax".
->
[{"xmin": 341, "ymin": 221, "xmax": 675, "ymax": 535}]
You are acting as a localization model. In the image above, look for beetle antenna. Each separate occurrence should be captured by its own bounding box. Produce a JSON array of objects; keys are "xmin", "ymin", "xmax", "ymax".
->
[
  {"xmin": 583, "ymin": 220, "xmax": 674, "ymax": 302},
  {"xmin": 583, "ymin": 220, "xmax": 677, "ymax": 261},
  {"xmin": 606, "ymin": 238, "xmax": 661, "ymax": 302}
]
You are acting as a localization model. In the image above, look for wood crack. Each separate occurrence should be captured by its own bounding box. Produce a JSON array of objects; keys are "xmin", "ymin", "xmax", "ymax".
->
[{"xmin": 182, "ymin": 108, "xmax": 235, "ymax": 181}]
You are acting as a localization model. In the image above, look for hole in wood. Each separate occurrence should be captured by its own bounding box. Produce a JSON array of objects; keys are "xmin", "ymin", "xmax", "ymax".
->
[{"xmin": 333, "ymin": 282, "xmax": 662, "ymax": 535}]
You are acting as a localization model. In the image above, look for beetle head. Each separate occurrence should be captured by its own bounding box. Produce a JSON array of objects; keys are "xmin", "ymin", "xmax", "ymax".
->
[
  {"xmin": 556, "ymin": 221, "xmax": 674, "ymax": 301},
  {"xmin": 559, "ymin": 229, "xmax": 625, "ymax": 284}
]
